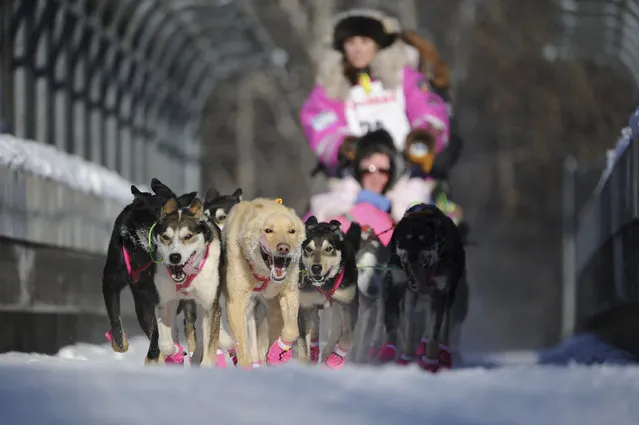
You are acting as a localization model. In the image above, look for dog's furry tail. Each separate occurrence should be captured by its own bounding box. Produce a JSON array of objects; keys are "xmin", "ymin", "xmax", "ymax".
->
[{"xmin": 345, "ymin": 222, "xmax": 362, "ymax": 253}]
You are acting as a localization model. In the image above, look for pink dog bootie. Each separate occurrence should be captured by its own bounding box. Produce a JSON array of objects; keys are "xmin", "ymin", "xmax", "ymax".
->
[
  {"xmin": 396, "ymin": 354, "xmax": 413, "ymax": 366},
  {"xmin": 309, "ymin": 339, "xmax": 320, "ymax": 363},
  {"xmin": 227, "ymin": 348, "xmax": 238, "ymax": 367},
  {"xmin": 105, "ymin": 329, "xmax": 127, "ymax": 344},
  {"xmin": 164, "ymin": 343, "xmax": 186, "ymax": 365},
  {"xmin": 377, "ymin": 343, "xmax": 399, "ymax": 363},
  {"xmin": 266, "ymin": 337, "xmax": 293, "ymax": 365},
  {"xmin": 416, "ymin": 338, "xmax": 452, "ymax": 372},
  {"xmin": 216, "ymin": 349, "xmax": 227, "ymax": 368},
  {"xmin": 322, "ymin": 345, "xmax": 348, "ymax": 370}
]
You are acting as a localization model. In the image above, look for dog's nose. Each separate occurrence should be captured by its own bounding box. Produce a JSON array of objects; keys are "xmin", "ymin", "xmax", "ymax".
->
[
  {"xmin": 311, "ymin": 264, "xmax": 322, "ymax": 275},
  {"xmin": 276, "ymin": 243, "xmax": 290, "ymax": 255},
  {"xmin": 169, "ymin": 253, "xmax": 181, "ymax": 265}
]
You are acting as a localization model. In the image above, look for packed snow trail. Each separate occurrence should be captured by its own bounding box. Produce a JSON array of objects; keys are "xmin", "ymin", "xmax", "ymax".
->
[{"xmin": 0, "ymin": 337, "xmax": 638, "ymax": 425}]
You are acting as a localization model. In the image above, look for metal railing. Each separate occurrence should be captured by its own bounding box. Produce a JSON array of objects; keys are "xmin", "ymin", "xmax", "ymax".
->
[
  {"xmin": 554, "ymin": 0, "xmax": 639, "ymax": 89},
  {"xmin": 558, "ymin": 1, "xmax": 639, "ymax": 336},
  {"xmin": 0, "ymin": 0, "xmax": 272, "ymax": 196}
]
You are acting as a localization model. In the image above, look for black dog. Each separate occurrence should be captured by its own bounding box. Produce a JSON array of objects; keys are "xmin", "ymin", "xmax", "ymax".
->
[
  {"xmin": 203, "ymin": 187, "xmax": 242, "ymax": 231},
  {"xmin": 102, "ymin": 178, "xmax": 195, "ymax": 363},
  {"xmin": 377, "ymin": 203, "xmax": 466, "ymax": 372},
  {"xmin": 296, "ymin": 217, "xmax": 361, "ymax": 369}
]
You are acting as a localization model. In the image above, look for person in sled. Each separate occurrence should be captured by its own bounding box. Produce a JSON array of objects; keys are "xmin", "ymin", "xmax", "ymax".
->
[
  {"xmin": 307, "ymin": 128, "xmax": 435, "ymax": 246},
  {"xmin": 299, "ymin": 8, "xmax": 450, "ymax": 185}
]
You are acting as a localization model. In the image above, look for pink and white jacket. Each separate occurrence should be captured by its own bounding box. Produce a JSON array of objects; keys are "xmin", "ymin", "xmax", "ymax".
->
[
  {"xmin": 300, "ymin": 39, "xmax": 450, "ymax": 167},
  {"xmin": 304, "ymin": 175, "xmax": 437, "ymax": 245}
]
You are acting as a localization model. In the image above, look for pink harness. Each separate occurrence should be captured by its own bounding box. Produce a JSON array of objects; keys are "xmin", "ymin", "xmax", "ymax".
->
[
  {"xmin": 249, "ymin": 262, "xmax": 271, "ymax": 292},
  {"xmin": 170, "ymin": 245, "xmax": 211, "ymax": 294},
  {"xmin": 316, "ymin": 267, "xmax": 345, "ymax": 302},
  {"xmin": 122, "ymin": 246, "xmax": 152, "ymax": 283}
]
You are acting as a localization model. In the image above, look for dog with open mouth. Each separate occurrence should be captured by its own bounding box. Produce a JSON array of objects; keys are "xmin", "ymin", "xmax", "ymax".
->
[
  {"xmin": 150, "ymin": 196, "xmax": 224, "ymax": 367},
  {"xmin": 376, "ymin": 202, "xmax": 466, "ymax": 372},
  {"xmin": 222, "ymin": 197, "xmax": 305, "ymax": 369},
  {"xmin": 176, "ymin": 186, "xmax": 243, "ymax": 367},
  {"xmin": 296, "ymin": 216, "xmax": 361, "ymax": 369},
  {"xmin": 102, "ymin": 178, "xmax": 197, "ymax": 365}
]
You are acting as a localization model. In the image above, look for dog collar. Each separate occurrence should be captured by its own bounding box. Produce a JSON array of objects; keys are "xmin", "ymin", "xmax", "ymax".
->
[
  {"xmin": 172, "ymin": 245, "xmax": 210, "ymax": 294},
  {"xmin": 122, "ymin": 246, "xmax": 152, "ymax": 283},
  {"xmin": 316, "ymin": 267, "xmax": 345, "ymax": 301},
  {"xmin": 248, "ymin": 261, "xmax": 271, "ymax": 292}
]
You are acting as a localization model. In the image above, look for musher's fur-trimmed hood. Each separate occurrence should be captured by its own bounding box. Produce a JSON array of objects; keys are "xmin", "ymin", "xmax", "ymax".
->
[
  {"xmin": 316, "ymin": 39, "xmax": 412, "ymax": 101},
  {"xmin": 316, "ymin": 8, "xmax": 414, "ymax": 101}
]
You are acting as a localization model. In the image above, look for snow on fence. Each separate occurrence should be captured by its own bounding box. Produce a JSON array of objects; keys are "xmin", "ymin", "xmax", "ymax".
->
[{"xmin": 0, "ymin": 135, "xmax": 146, "ymax": 254}]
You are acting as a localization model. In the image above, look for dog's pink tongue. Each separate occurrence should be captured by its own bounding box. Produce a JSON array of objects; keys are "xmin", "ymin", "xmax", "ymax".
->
[{"xmin": 272, "ymin": 267, "xmax": 286, "ymax": 279}]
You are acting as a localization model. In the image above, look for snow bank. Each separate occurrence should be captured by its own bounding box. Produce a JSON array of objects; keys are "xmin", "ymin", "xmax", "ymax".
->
[
  {"xmin": 0, "ymin": 134, "xmax": 147, "ymax": 203},
  {"xmin": 1, "ymin": 337, "xmax": 639, "ymax": 425}
]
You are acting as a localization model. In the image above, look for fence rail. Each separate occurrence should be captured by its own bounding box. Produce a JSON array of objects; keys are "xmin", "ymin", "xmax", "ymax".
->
[{"xmin": 555, "ymin": 0, "xmax": 639, "ymax": 336}]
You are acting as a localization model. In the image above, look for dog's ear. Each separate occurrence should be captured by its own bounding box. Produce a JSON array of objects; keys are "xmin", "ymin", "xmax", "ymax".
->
[
  {"xmin": 178, "ymin": 191, "xmax": 198, "ymax": 208},
  {"xmin": 328, "ymin": 219, "xmax": 342, "ymax": 232},
  {"xmin": 131, "ymin": 185, "xmax": 142, "ymax": 197},
  {"xmin": 188, "ymin": 198, "xmax": 204, "ymax": 218},
  {"xmin": 232, "ymin": 188, "xmax": 243, "ymax": 200},
  {"xmin": 160, "ymin": 198, "xmax": 178, "ymax": 220},
  {"xmin": 151, "ymin": 178, "xmax": 175, "ymax": 198},
  {"xmin": 305, "ymin": 215, "xmax": 318, "ymax": 227},
  {"xmin": 205, "ymin": 187, "xmax": 219, "ymax": 203},
  {"xmin": 345, "ymin": 222, "xmax": 362, "ymax": 252}
]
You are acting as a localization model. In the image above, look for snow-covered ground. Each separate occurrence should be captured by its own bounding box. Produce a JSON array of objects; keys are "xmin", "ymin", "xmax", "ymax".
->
[{"xmin": 0, "ymin": 336, "xmax": 638, "ymax": 425}]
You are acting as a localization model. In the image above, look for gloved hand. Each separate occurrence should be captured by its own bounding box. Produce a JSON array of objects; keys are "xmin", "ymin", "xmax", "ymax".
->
[
  {"xmin": 404, "ymin": 129, "xmax": 436, "ymax": 174},
  {"xmin": 338, "ymin": 135, "xmax": 359, "ymax": 164},
  {"xmin": 356, "ymin": 189, "xmax": 391, "ymax": 212}
]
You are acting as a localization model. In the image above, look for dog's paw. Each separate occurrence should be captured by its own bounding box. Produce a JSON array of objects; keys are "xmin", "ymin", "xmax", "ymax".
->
[
  {"xmin": 418, "ymin": 356, "xmax": 440, "ymax": 373},
  {"xmin": 159, "ymin": 339, "xmax": 177, "ymax": 357},
  {"xmin": 144, "ymin": 353, "xmax": 166, "ymax": 365},
  {"xmin": 215, "ymin": 349, "xmax": 227, "ymax": 368},
  {"xmin": 321, "ymin": 345, "xmax": 348, "ymax": 370},
  {"xmin": 164, "ymin": 343, "xmax": 186, "ymax": 365},
  {"xmin": 396, "ymin": 354, "xmax": 413, "ymax": 366},
  {"xmin": 105, "ymin": 330, "xmax": 129, "ymax": 353},
  {"xmin": 228, "ymin": 348, "xmax": 238, "ymax": 367},
  {"xmin": 377, "ymin": 343, "xmax": 399, "ymax": 363},
  {"xmin": 266, "ymin": 337, "xmax": 294, "ymax": 366},
  {"xmin": 309, "ymin": 340, "xmax": 320, "ymax": 363},
  {"xmin": 416, "ymin": 339, "xmax": 453, "ymax": 370}
]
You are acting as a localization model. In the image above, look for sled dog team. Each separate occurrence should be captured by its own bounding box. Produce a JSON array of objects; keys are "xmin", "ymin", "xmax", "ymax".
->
[{"xmin": 102, "ymin": 178, "xmax": 465, "ymax": 372}]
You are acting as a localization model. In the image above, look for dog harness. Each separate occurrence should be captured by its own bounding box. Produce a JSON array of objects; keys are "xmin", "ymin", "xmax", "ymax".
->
[
  {"xmin": 122, "ymin": 246, "xmax": 152, "ymax": 283},
  {"xmin": 316, "ymin": 267, "xmax": 345, "ymax": 302},
  {"xmin": 248, "ymin": 262, "xmax": 271, "ymax": 292},
  {"xmin": 171, "ymin": 245, "xmax": 211, "ymax": 294}
]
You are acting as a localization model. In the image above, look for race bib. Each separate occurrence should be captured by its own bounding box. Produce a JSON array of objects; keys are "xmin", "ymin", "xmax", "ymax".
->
[{"xmin": 345, "ymin": 80, "xmax": 411, "ymax": 151}]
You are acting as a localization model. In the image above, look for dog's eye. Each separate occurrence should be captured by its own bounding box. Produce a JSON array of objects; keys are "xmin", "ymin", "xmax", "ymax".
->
[
  {"xmin": 264, "ymin": 228, "xmax": 273, "ymax": 234},
  {"xmin": 304, "ymin": 246, "xmax": 313, "ymax": 254},
  {"xmin": 218, "ymin": 215, "xmax": 226, "ymax": 221},
  {"xmin": 288, "ymin": 229, "xmax": 296, "ymax": 234},
  {"xmin": 161, "ymin": 234, "xmax": 170, "ymax": 241},
  {"xmin": 184, "ymin": 233, "xmax": 193, "ymax": 240},
  {"xmin": 325, "ymin": 246, "xmax": 334, "ymax": 254}
]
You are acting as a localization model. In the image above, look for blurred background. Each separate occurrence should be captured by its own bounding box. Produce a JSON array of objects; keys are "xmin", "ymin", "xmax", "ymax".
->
[{"xmin": 0, "ymin": 0, "xmax": 638, "ymax": 357}]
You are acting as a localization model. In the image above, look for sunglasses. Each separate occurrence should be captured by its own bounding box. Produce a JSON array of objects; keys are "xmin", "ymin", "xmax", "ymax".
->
[{"xmin": 360, "ymin": 164, "xmax": 391, "ymax": 176}]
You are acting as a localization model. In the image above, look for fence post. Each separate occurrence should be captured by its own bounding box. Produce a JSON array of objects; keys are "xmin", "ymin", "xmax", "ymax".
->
[{"xmin": 561, "ymin": 155, "xmax": 578, "ymax": 339}]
